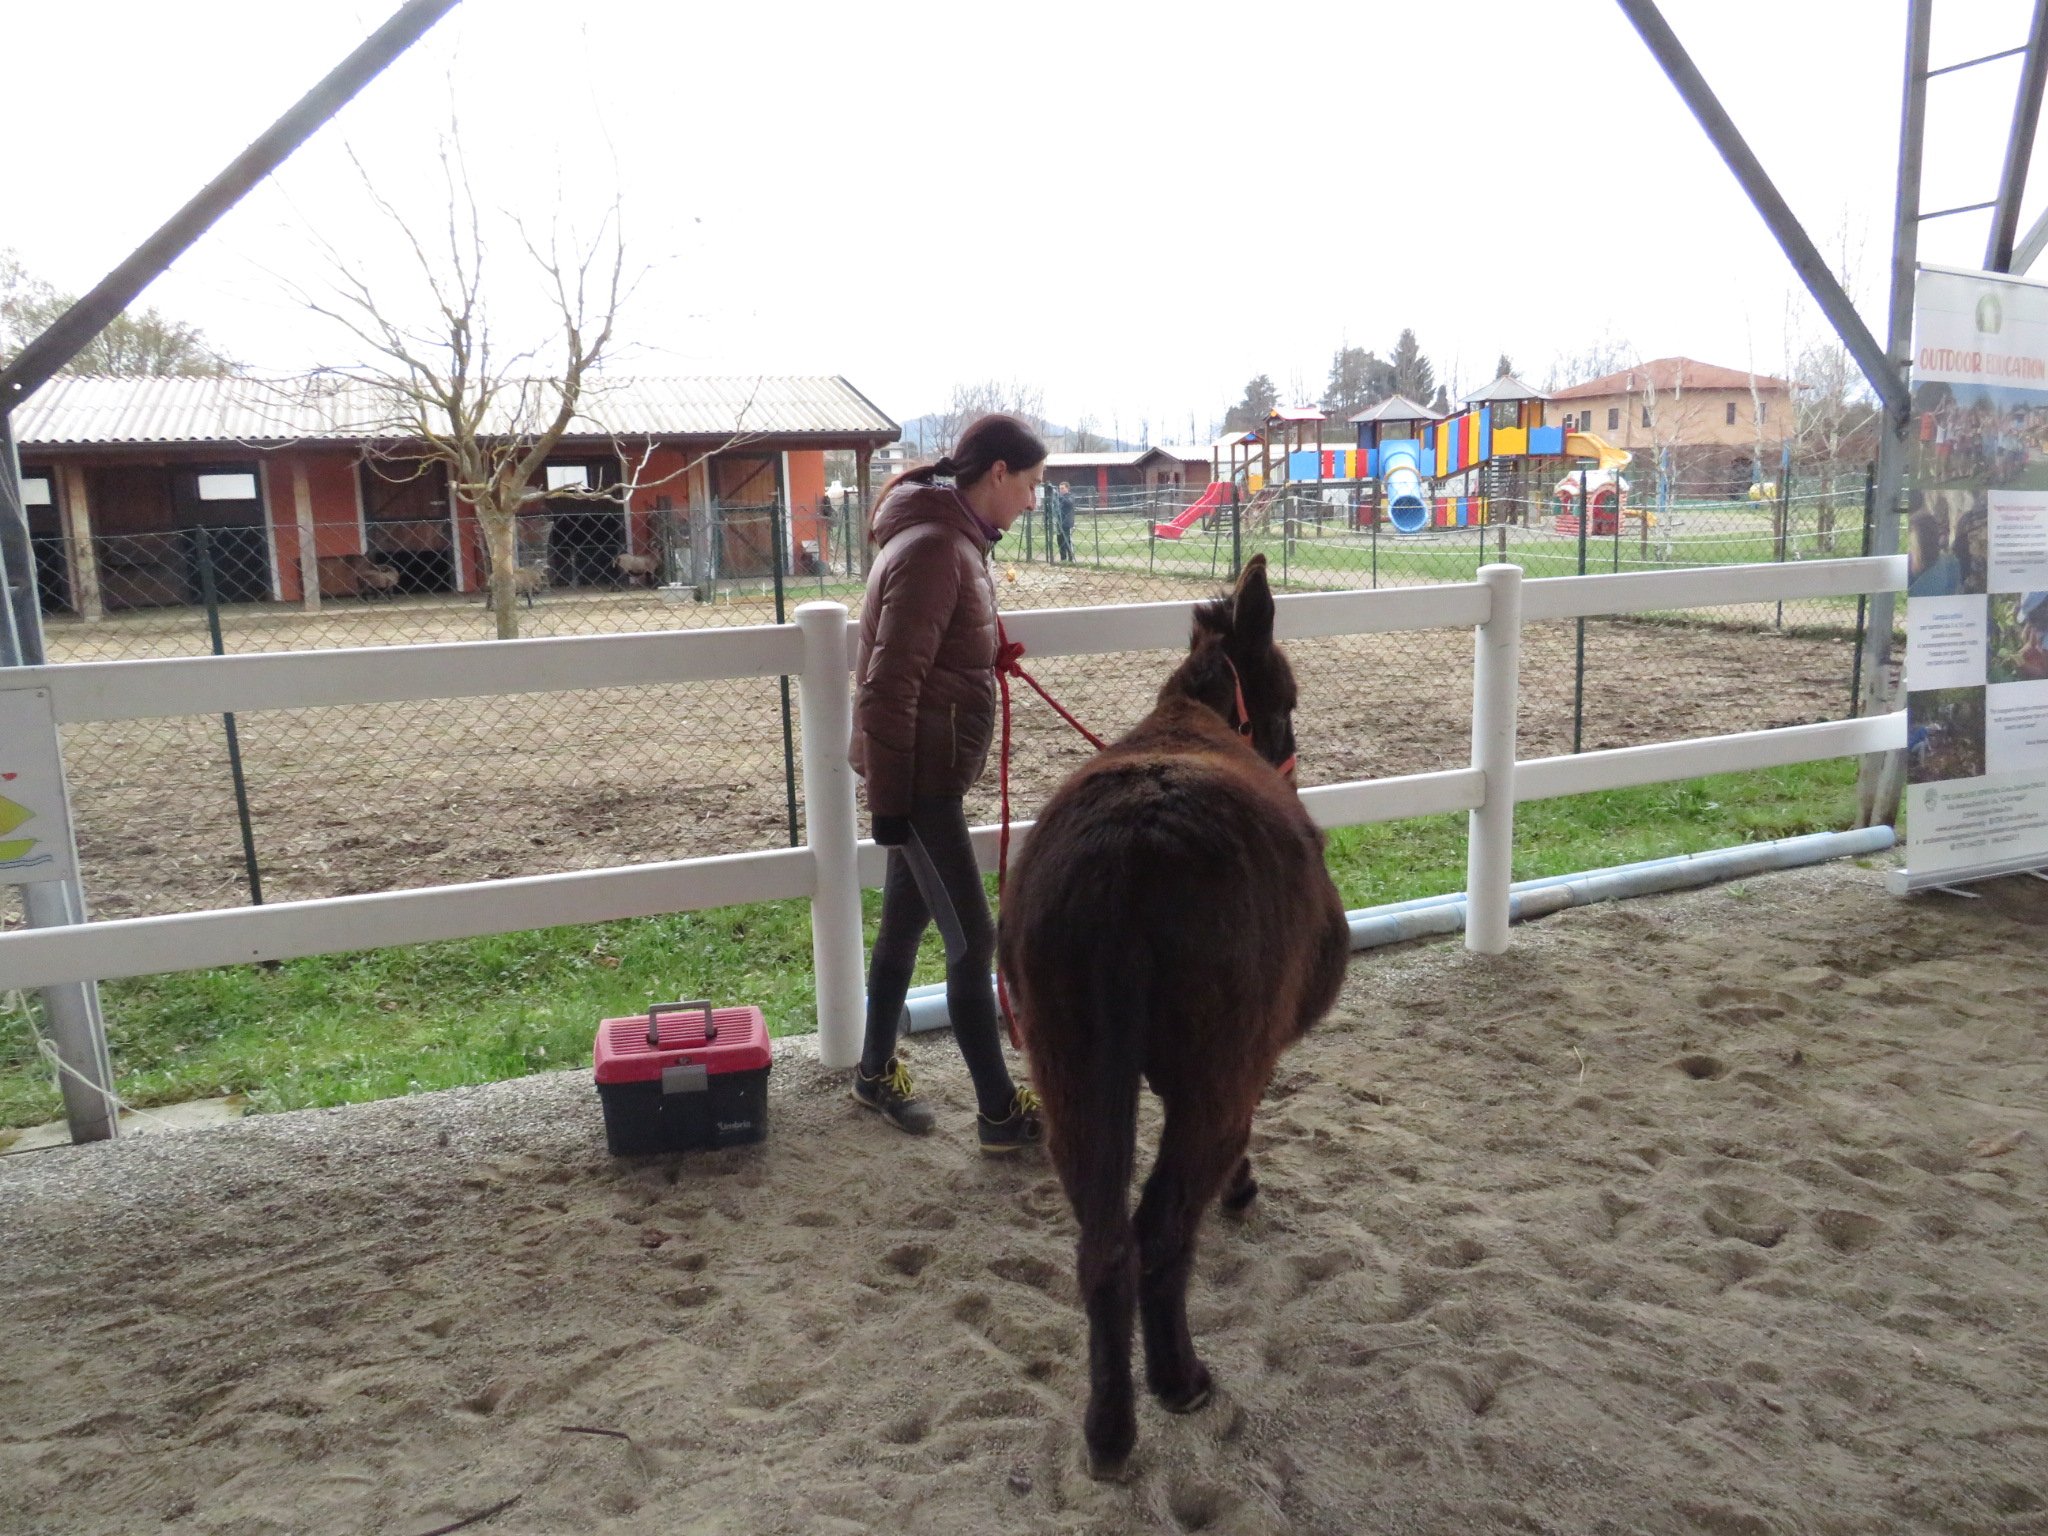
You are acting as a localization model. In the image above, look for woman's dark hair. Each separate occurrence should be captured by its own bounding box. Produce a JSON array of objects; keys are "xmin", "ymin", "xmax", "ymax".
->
[{"xmin": 877, "ymin": 413, "xmax": 1047, "ymax": 503}]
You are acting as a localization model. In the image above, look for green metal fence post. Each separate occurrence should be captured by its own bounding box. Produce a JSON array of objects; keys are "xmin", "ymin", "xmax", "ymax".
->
[
  {"xmin": 770, "ymin": 499, "xmax": 799, "ymax": 848},
  {"xmin": 1573, "ymin": 467, "xmax": 1590, "ymax": 754},
  {"xmin": 1230, "ymin": 483, "xmax": 1242, "ymax": 579},
  {"xmin": 194, "ymin": 526, "xmax": 264, "ymax": 905}
]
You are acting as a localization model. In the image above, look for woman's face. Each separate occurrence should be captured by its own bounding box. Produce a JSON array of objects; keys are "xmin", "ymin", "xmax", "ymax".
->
[{"xmin": 981, "ymin": 460, "xmax": 1046, "ymax": 530}]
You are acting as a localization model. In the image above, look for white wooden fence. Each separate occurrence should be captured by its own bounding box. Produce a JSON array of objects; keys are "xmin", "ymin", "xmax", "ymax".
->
[{"xmin": 0, "ymin": 557, "xmax": 1906, "ymax": 1119}]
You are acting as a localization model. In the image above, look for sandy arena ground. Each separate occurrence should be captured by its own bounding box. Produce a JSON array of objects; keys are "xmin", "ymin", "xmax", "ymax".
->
[{"xmin": 4, "ymin": 861, "xmax": 2044, "ymax": 1536}]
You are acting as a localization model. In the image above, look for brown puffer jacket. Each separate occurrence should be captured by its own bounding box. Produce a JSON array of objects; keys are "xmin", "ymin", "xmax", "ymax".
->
[{"xmin": 850, "ymin": 480, "xmax": 1001, "ymax": 817}]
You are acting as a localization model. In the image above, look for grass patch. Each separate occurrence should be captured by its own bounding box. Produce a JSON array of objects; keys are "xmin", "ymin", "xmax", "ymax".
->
[{"xmin": 0, "ymin": 760, "xmax": 1863, "ymax": 1130}]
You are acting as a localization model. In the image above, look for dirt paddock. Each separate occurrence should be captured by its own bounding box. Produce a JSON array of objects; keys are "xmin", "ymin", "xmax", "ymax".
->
[
  {"xmin": 4, "ymin": 862, "xmax": 2042, "ymax": 1535},
  {"xmin": 37, "ymin": 566, "xmax": 1860, "ymax": 919}
]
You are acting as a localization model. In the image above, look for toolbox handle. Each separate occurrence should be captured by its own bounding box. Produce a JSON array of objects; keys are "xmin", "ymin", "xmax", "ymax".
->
[{"xmin": 647, "ymin": 999, "xmax": 717, "ymax": 1049}]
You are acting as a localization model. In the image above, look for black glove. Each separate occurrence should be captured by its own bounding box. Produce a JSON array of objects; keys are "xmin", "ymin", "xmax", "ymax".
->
[{"xmin": 872, "ymin": 814, "xmax": 912, "ymax": 847}]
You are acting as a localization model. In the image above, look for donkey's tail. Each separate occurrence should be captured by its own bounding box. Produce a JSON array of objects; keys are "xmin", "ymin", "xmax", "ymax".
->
[{"xmin": 1055, "ymin": 939, "xmax": 1147, "ymax": 1237}]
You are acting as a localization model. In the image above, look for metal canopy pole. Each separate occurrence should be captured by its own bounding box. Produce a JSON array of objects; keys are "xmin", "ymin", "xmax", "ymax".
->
[
  {"xmin": 0, "ymin": 0, "xmax": 460, "ymax": 408},
  {"xmin": 0, "ymin": 0, "xmax": 460, "ymax": 1144},
  {"xmin": 1614, "ymin": 0, "xmax": 1907, "ymax": 423},
  {"xmin": 0, "ymin": 415, "xmax": 118, "ymax": 1140},
  {"xmin": 1988, "ymin": 0, "xmax": 2048, "ymax": 271},
  {"xmin": 1856, "ymin": 0, "xmax": 1934, "ymax": 831}
]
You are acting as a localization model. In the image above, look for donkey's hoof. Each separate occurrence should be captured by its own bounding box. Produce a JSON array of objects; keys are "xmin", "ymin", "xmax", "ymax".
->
[
  {"xmin": 1220, "ymin": 1178, "xmax": 1260, "ymax": 1216},
  {"xmin": 1086, "ymin": 1446, "xmax": 1134, "ymax": 1483},
  {"xmin": 1153, "ymin": 1363, "xmax": 1214, "ymax": 1415},
  {"xmin": 1085, "ymin": 1404, "xmax": 1135, "ymax": 1481}
]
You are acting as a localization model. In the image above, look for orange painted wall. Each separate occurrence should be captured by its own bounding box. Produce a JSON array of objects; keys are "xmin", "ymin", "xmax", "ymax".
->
[
  {"xmin": 268, "ymin": 451, "xmax": 365, "ymax": 601},
  {"xmin": 782, "ymin": 451, "xmax": 828, "ymax": 566},
  {"xmin": 625, "ymin": 444, "xmax": 694, "ymax": 554}
]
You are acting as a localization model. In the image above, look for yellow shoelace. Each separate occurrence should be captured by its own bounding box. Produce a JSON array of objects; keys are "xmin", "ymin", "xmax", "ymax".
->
[
  {"xmin": 1013, "ymin": 1086, "xmax": 1041, "ymax": 1116},
  {"xmin": 881, "ymin": 1058, "xmax": 916, "ymax": 1101}
]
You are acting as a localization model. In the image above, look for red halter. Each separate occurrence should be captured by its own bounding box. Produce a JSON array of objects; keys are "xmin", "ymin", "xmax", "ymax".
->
[{"xmin": 1221, "ymin": 653, "xmax": 1297, "ymax": 779}]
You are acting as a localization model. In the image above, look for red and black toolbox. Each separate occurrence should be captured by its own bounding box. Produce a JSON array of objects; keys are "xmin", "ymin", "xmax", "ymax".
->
[{"xmin": 592, "ymin": 1000, "xmax": 771, "ymax": 1156}]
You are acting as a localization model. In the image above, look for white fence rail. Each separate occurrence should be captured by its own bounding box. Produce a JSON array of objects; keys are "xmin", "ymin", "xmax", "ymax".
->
[{"xmin": 1, "ymin": 558, "xmax": 1907, "ymax": 1136}]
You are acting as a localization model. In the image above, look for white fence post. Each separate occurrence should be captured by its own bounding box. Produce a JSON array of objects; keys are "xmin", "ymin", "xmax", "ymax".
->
[
  {"xmin": 795, "ymin": 602, "xmax": 864, "ymax": 1069},
  {"xmin": 1466, "ymin": 563, "xmax": 1523, "ymax": 953}
]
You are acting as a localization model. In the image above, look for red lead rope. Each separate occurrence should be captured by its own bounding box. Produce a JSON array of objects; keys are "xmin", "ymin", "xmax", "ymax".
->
[{"xmin": 993, "ymin": 618, "xmax": 1104, "ymax": 1048}]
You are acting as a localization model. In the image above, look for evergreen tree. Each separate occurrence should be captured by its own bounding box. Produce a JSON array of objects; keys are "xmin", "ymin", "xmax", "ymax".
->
[
  {"xmin": 1223, "ymin": 374, "xmax": 1280, "ymax": 432},
  {"xmin": 1390, "ymin": 328, "xmax": 1435, "ymax": 405}
]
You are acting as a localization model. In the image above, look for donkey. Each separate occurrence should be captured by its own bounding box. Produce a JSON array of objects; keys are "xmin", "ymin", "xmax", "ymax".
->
[{"xmin": 998, "ymin": 554, "xmax": 1351, "ymax": 1479}]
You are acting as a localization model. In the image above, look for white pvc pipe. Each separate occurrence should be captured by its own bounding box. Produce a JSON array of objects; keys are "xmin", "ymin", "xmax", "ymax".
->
[
  {"xmin": 1465, "ymin": 565, "xmax": 1521, "ymax": 953},
  {"xmin": 896, "ymin": 826, "xmax": 1896, "ymax": 1034},
  {"xmin": 796, "ymin": 601, "xmax": 865, "ymax": 1070}
]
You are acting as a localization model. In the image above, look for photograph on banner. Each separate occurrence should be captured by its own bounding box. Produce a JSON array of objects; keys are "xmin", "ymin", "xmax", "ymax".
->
[
  {"xmin": 1906, "ymin": 686, "xmax": 1987, "ymax": 784},
  {"xmin": 1986, "ymin": 591, "xmax": 2048, "ymax": 682}
]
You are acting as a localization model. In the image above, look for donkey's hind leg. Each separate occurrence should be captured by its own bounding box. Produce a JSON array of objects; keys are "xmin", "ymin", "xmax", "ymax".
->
[
  {"xmin": 1045, "ymin": 1076, "xmax": 1144, "ymax": 1480},
  {"xmin": 1135, "ymin": 1101, "xmax": 1252, "ymax": 1413}
]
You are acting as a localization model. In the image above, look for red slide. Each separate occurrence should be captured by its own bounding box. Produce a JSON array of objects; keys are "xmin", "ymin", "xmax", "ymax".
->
[{"xmin": 1152, "ymin": 481, "xmax": 1229, "ymax": 540}]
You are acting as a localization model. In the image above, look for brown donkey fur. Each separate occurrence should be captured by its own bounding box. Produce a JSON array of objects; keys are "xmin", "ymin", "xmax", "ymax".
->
[{"xmin": 997, "ymin": 555, "xmax": 1350, "ymax": 1479}]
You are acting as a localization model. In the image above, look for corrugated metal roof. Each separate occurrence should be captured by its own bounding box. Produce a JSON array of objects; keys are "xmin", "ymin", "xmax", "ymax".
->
[
  {"xmin": 1044, "ymin": 450, "xmax": 1151, "ymax": 468},
  {"xmin": 12, "ymin": 374, "xmax": 898, "ymax": 447},
  {"xmin": 1462, "ymin": 373, "xmax": 1547, "ymax": 404},
  {"xmin": 1346, "ymin": 395, "xmax": 1440, "ymax": 424}
]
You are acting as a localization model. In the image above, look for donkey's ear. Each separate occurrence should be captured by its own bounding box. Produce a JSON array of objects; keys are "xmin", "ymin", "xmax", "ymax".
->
[{"xmin": 1233, "ymin": 554, "xmax": 1275, "ymax": 645}]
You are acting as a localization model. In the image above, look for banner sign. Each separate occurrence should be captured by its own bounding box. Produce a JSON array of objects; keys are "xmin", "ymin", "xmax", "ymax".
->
[
  {"xmin": 1899, "ymin": 264, "xmax": 2048, "ymax": 890},
  {"xmin": 0, "ymin": 686, "xmax": 76, "ymax": 886}
]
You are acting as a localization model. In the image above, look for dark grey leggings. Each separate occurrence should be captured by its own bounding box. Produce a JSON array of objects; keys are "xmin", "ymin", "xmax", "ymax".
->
[{"xmin": 862, "ymin": 796, "xmax": 1017, "ymax": 1119}]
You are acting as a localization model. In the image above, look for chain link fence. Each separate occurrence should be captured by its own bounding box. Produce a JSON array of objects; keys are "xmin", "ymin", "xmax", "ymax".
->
[{"xmin": 9, "ymin": 462, "xmax": 1888, "ymax": 926}]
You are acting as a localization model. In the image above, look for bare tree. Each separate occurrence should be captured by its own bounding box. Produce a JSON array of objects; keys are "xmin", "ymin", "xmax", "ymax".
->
[
  {"xmin": 1545, "ymin": 331, "xmax": 1635, "ymax": 392},
  {"xmin": 927, "ymin": 379, "xmax": 1048, "ymax": 455},
  {"xmin": 293, "ymin": 139, "xmax": 643, "ymax": 638}
]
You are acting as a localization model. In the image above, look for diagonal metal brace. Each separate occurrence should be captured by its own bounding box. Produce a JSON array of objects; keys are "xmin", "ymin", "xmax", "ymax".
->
[
  {"xmin": 1986, "ymin": 0, "xmax": 2048, "ymax": 271},
  {"xmin": 1615, "ymin": 0, "xmax": 1906, "ymax": 423},
  {"xmin": 0, "ymin": 0, "xmax": 460, "ymax": 408}
]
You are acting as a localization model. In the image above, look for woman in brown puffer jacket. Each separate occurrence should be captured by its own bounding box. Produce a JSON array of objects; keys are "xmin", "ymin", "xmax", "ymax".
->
[{"xmin": 849, "ymin": 413, "xmax": 1046, "ymax": 1154}]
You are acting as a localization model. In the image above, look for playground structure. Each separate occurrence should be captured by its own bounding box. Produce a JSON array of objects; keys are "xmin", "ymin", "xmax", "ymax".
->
[{"xmin": 1152, "ymin": 380, "xmax": 1640, "ymax": 540}]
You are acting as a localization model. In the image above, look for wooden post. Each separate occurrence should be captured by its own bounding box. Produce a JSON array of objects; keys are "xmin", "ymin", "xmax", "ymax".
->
[
  {"xmin": 60, "ymin": 466, "xmax": 104, "ymax": 623},
  {"xmin": 291, "ymin": 457, "xmax": 321, "ymax": 612},
  {"xmin": 690, "ymin": 458, "xmax": 715, "ymax": 601}
]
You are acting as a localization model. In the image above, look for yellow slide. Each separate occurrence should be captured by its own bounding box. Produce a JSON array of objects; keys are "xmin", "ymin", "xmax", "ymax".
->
[{"xmin": 1563, "ymin": 432, "xmax": 1631, "ymax": 472}]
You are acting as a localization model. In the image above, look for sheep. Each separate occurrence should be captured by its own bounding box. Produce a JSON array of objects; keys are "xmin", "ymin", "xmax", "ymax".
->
[
  {"xmin": 345, "ymin": 554, "xmax": 402, "ymax": 598},
  {"xmin": 616, "ymin": 551, "xmax": 660, "ymax": 586}
]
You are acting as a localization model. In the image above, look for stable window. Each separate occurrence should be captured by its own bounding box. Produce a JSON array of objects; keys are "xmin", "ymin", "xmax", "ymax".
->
[
  {"xmin": 20, "ymin": 473, "xmax": 53, "ymax": 506},
  {"xmin": 1607, "ymin": 407, "xmax": 1620, "ymax": 431},
  {"xmin": 1759, "ymin": 402, "xmax": 1769, "ymax": 424},
  {"xmin": 545, "ymin": 464, "xmax": 591, "ymax": 492},
  {"xmin": 196, "ymin": 471, "xmax": 258, "ymax": 501},
  {"xmin": 1726, "ymin": 401, "xmax": 1737, "ymax": 426},
  {"xmin": 1642, "ymin": 406, "xmax": 1652, "ymax": 428}
]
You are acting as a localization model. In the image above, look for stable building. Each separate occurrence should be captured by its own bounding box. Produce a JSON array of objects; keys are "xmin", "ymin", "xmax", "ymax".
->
[{"xmin": 13, "ymin": 375, "xmax": 898, "ymax": 619}]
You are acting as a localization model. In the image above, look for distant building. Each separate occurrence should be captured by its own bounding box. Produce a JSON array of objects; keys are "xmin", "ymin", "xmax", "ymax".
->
[
  {"xmin": 16, "ymin": 375, "xmax": 898, "ymax": 617},
  {"xmin": 1546, "ymin": 357, "xmax": 1793, "ymax": 492}
]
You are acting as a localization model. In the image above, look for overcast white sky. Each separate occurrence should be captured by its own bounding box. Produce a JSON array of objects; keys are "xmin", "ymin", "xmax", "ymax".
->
[{"xmin": 7, "ymin": 0, "xmax": 2048, "ymax": 437}]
